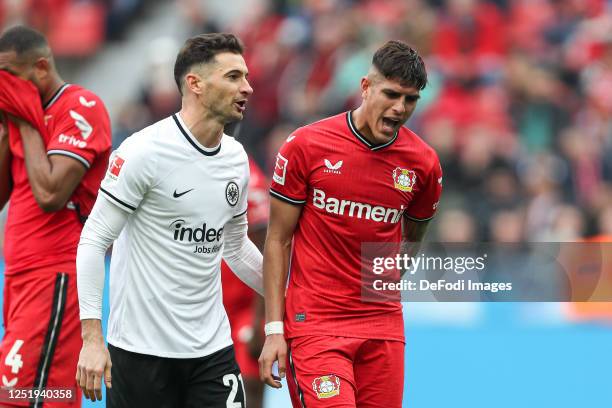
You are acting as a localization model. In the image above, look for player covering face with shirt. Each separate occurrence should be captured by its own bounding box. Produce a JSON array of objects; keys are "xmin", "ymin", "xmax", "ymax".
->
[{"xmin": 0, "ymin": 26, "xmax": 111, "ymax": 408}]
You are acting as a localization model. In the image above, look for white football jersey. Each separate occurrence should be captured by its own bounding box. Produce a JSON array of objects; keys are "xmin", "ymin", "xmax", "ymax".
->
[{"xmin": 100, "ymin": 113, "xmax": 249, "ymax": 358}]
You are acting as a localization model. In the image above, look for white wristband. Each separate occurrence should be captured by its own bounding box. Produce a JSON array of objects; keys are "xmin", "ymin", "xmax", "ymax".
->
[{"xmin": 264, "ymin": 321, "xmax": 284, "ymax": 336}]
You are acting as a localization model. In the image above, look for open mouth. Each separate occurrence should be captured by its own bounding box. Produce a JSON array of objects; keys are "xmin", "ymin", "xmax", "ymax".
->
[
  {"xmin": 234, "ymin": 100, "xmax": 247, "ymax": 112},
  {"xmin": 381, "ymin": 117, "xmax": 400, "ymax": 133}
]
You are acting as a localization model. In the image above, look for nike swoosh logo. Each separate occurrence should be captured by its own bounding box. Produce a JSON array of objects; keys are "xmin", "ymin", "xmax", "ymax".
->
[{"xmin": 173, "ymin": 189, "xmax": 194, "ymax": 198}]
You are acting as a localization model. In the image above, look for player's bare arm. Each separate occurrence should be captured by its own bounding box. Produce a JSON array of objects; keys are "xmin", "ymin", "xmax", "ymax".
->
[
  {"xmin": 76, "ymin": 319, "xmax": 112, "ymax": 402},
  {"xmin": 248, "ymin": 226, "xmax": 268, "ymax": 357},
  {"xmin": 403, "ymin": 217, "xmax": 430, "ymax": 243},
  {"xmin": 400, "ymin": 217, "xmax": 430, "ymax": 278},
  {"xmin": 12, "ymin": 117, "xmax": 86, "ymax": 211},
  {"xmin": 259, "ymin": 196, "xmax": 302, "ymax": 388},
  {"xmin": 0, "ymin": 111, "xmax": 12, "ymax": 209}
]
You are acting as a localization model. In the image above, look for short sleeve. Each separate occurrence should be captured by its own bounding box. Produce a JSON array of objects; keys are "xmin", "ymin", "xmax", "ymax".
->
[
  {"xmin": 405, "ymin": 158, "xmax": 443, "ymax": 222},
  {"xmin": 47, "ymin": 93, "xmax": 111, "ymax": 169},
  {"xmin": 269, "ymin": 131, "xmax": 309, "ymax": 205},
  {"xmin": 99, "ymin": 135, "xmax": 155, "ymax": 213}
]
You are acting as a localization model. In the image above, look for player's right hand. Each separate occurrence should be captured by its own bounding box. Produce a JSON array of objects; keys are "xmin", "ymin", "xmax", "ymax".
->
[
  {"xmin": 76, "ymin": 339, "xmax": 112, "ymax": 402},
  {"xmin": 258, "ymin": 333, "xmax": 287, "ymax": 388}
]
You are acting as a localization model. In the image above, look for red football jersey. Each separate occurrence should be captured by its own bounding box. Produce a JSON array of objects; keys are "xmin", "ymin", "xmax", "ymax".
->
[
  {"xmin": 222, "ymin": 157, "xmax": 270, "ymax": 317},
  {"xmin": 270, "ymin": 112, "xmax": 442, "ymax": 342},
  {"xmin": 4, "ymin": 84, "xmax": 111, "ymax": 275}
]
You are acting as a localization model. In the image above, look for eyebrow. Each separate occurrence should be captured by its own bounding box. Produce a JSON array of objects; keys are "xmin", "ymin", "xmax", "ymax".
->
[
  {"xmin": 383, "ymin": 88, "xmax": 420, "ymax": 99},
  {"xmin": 224, "ymin": 69, "xmax": 248, "ymax": 76}
]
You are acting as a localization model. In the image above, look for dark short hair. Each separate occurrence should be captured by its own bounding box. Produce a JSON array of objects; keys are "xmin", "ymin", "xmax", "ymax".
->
[
  {"xmin": 372, "ymin": 40, "xmax": 427, "ymax": 90},
  {"xmin": 0, "ymin": 25, "xmax": 48, "ymax": 56},
  {"xmin": 174, "ymin": 33, "xmax": 244, "ymax": 94}
]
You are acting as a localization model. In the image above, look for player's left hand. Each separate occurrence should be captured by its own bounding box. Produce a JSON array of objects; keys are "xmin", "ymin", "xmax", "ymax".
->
[{"xmin": 258, "ymin": 333, "xmax": 287, "ymax": 388}]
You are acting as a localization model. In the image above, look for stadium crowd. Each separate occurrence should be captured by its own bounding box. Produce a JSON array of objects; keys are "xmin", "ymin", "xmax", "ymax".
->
[
  {"xmin": 117, "ymin": 0, "xmax": 612, "ymax": 244},
  {"xmin": 1, "ymin": 0, "xmax": 611, "ymax": 244},
  {"xmin": 0, "ymin": 0, "xmax": 155, "ymax": 55}
]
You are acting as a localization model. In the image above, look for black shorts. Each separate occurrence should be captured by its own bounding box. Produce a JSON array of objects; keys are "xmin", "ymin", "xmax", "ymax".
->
[{"xmin": 107, "ymin": 343, "xmax": 246, "ymax": 408}]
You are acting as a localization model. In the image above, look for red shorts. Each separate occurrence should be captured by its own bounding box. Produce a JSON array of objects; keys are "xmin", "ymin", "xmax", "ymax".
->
[
  {"xmin": 228, "ymin": 309, "xmax": 259, "ymax": 379},
  {"xmin": 0, "ymin": 268, "xmax": 82, "ymax": 407},
  {"xmin": 286, "ymin": 335, "xmax": 404, "ymax": 408}
]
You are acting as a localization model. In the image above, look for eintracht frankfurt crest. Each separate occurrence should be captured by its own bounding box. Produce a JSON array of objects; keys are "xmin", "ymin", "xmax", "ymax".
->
[
  {"xmin": 393, "ymin": 167, "xmax": 416, "ymax": 192},
  {"xmin": 225, "ymin": 181, "xmax": 239, "ymax": 207},
  {"xmin": 313, "ymin": 375, "xmax": 340, "ymax": 399}
]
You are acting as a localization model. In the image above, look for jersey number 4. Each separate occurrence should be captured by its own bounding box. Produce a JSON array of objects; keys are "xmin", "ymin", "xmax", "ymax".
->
[{"xmin": 5, "ymin": 339, "xmax": 24, "ymax": 374}]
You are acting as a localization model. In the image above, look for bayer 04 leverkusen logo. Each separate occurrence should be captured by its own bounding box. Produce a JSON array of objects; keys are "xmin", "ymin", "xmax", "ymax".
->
[
  {"xmin": 225, "ymin": 181, "xmax": 239, "ymax": 207},
  {"xmin": 393, "ymin": 167, "xmax": 416, "ymax": 192},
  {"xmin": 312, "ymin": 375, "xmax": 340, "ymax": 399}
]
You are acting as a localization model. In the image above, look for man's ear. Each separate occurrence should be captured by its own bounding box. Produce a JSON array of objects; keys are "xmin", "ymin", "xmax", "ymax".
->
[
  {"xmin": 33, "ymin": 57, "xmax": 51, "ymax": 78},
  {"xmin": 360, "ymin": 76, "xmax": 370, "ymax": 99},
  {"xmin": 184, "ymin": 71, "xmax": 204, "ymax": 95}
]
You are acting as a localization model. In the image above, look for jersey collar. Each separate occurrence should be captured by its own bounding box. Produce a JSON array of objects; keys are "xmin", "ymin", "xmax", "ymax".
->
[
  {"xmin": 173, "ymin": 113, "xmax": 222, "ymax": 156},
  {"xmin": 346, "ymin": 111, "xmax": 399, "ymax": 151},
  {"xmin": 44, "ymin": 83, "xmax": 71, "ymax": 110}
]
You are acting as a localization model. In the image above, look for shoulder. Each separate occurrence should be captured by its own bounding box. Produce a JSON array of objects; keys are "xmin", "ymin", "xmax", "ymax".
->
[
  {"xmin": 114, "ymin": 129, "xmax": 147, "ymax": 160},
  {"xmin": 52, "ymin": 85, "xmax": 110, "ymax": 130},
  {"xmin": 222, "ymin": 134, "xmax": 248, "ymax": 162},
  {"xmin": 141, "ymin": 115, "xmax": 175, "ymax": 138},
  {"xmin": 60, "ymin": 85, "xmax": 108, "ymax": 114},
  {"xmin": 295, "ymin": 112, "xmax": 347, "ymax": 137},
  {"xmin": 105, "ymin": 117, "xmax": 184, "ymax": 186},
  {"xmin": 399, "ymin": 127, "xmax": 440, "ymax": 168},
  {"xmin": 107, "ymin": 128, "xmax": 157, "ymax": 184},
  {"xmin": 281, "ymin": 113, "xmax": 347, "ymax": 153},
  {"xmin": 115, "ymin": 117, "xmax": 172, "ymax": 159},
  {"xmin": 67, "ymin": 85, "xmax": 105, "ymax": 104}
]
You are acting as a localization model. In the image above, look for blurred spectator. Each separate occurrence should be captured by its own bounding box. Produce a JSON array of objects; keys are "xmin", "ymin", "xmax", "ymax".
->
[
  {"xmin": 549, "ymin": 204, "xmax": 587, "ymax": 241},
  {"xmin": 139, "ymin": 37, "xmax": 181, "ymax": 121},
  {"xmin": 489, "ymin": 208, "xmax": 525, "ymax": 243},
  {"xmin": 436, "ymin": 209, "xmax": 477, "ymax": 242},
  {"xmin": 1, "ymin": 0, "xmax": 149, "ymax": 56},
  {"xmin": 112, "ymin": 36, "xmax": 181, "ymax": 147},
  {"xmin": 432, "ymin": 0, "xmax": 508, "ymax": 79}
]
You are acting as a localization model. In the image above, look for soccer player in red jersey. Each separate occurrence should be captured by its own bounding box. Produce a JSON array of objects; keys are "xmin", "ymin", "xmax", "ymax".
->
[
  {"xmin": 0, "ymin": 26, "xmax": 111, "ymax": 406},
  {"xmin": 221, "ymin": 157, "xmax": 269, "ymax": 408},
  {"xmin": 259, "ymin": 40, "xmax": 442, "ymax": 407}
]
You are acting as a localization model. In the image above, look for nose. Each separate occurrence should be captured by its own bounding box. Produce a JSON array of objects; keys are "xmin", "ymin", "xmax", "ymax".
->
[
  {"xmin": 391, "ymin": 99, "xmax": 407, "ymax": 115},
  {"xmin": 241, "ymin": 78, "xmax": 253, "ymax": 96}
]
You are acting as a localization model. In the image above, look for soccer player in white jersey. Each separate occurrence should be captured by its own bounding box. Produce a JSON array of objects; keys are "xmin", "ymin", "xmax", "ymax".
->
[{"xmin": 74, "ymin": 33, "xmax": 262, "ymax": 407}]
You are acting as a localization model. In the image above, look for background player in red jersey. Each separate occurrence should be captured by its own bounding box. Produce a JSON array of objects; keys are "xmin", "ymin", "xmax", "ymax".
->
[
  {"xmin": 221, "ymin": 156, "xmax": 269, "ymax": 408},
  {"xmin": 0, "ymin": 26, "xmax": 111, "ymax": 406},
  {"xmin": 259, "ymin": 40, "xmax": 442, "ymax": 407}
]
